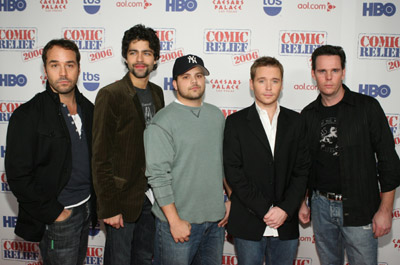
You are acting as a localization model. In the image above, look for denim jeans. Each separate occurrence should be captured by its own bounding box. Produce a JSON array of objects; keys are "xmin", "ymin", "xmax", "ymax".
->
[
  {"xmin": 311, "ymin": 191, "xmax": 378, "ymax": 265},
  {"xmin": 154, "ymin": 218, "xmax": 225, "ymax": 265},
  {"xmin": 234, "ymin": 236, "xmax": 298, "ymax": 265},
  {"xmin": 104, "ymin": 195, "xmax": 155, "ymax": 265},
  {"xmin": 39, "ymin": 201, "xmax": 90, "ymax": 265}
]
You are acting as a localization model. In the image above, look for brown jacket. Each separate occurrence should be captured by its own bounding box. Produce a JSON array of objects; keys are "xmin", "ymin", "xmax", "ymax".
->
[{"xmin": 92, "ymin": 72, "xmax": 164, "ymax": 222}]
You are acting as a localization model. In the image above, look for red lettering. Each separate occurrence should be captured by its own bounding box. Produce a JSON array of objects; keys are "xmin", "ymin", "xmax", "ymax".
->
[
  {"xmin": 281, "ymin": 32, "xmax": 325, "ymax": 45},
  {"xmin": 206, "ymin": 31, "xmax": 248, "ymax": 43},
  {"xmin": 360, "ymin": 35, "xmax": 400, "ymax": 48},
  {"xmin": 157, "ymin": 30, "xmax": 174, "ymax": 42},
  {"xmin": 0, "ymin": 102, "xmax": 21, "ymax": 113},
  {"xmin": 0, "ymin": 29, "xmax": 36, "ymax": 40},
  {"xmin": 64, "ymin": 29, "xmax": 103, "ymax": 41}
]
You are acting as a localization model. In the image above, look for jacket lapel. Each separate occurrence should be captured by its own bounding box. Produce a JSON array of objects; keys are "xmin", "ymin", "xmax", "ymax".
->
[{"xmin": 247, "ymin": 104, "xmax": 273, "ymax": 156}]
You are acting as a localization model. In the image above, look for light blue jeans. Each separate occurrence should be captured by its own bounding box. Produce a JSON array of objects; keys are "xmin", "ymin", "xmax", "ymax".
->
[
  {"xmin": 234, "ymin": 236, "xmax": 298, "ymax": 265},
  {"xmin": 153, "ymin": 217, "xmax": 225, "ymax": 265},
  {"xmin": 311, "ymin": 191, "xmax": 378, "ymax": 265}
]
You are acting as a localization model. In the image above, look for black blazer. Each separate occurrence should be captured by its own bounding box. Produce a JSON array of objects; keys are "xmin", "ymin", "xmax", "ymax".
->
[{"xmin": 223, "ymin": 104, "xmax": 310, "ymax": 240}]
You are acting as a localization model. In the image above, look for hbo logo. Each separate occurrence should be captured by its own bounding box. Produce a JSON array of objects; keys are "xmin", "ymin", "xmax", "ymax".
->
[
  {"xmin": 359, "ymin": 84, "xmax": 391, "ymax": 98},
  {"xmin": 363, "ymin": 2, "xmax": 396, "ymax": 16},
  {"xmin": 0, "ymin": 0, "xmax": 27, "ymax": 11},
  {"xmin": 166, "ymin": 0, "xmax": 197, "ymax": 12},
  {"xmin": 0, "ymin": 74, "xmax": 27, "ymax": 87}
]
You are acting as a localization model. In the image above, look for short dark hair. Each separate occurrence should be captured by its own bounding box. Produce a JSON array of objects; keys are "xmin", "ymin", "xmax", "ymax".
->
[
  {"xmin": 42, "ymin": 39, "xmax": 80, "ymax": 67},
  {"xmin": 250, "ymin": 56, "xmax": 284, "ymax": 80},
  {"xmin": 311, "ymin": 45, "xmax": 346, "ymax": 70},
  {"xmin": 121, "ymin": 24, "xmax": 160, "ymax": 70}
]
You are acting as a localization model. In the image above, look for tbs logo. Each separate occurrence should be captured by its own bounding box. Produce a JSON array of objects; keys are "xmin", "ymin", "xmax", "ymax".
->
[
  {"xmin": 1, "ymin": 172, "xmax": 11, "ymax": 192},
  {"xmin": 363, "ymin": 2, "xmax": 396, "ymax": 16},
  {"xmin": 166, "ymin": 0, "xmax": 197, "ymax": 12},
  {"xmin": 263, "ymin": 0, "xmax": 282, "ymax": 16},
  {"xmin": 0, "ymin": 74, "xmax": 27, "ymax": 87},
  {"xmin": 0, "ymin": 0, "xmax": 27, "ymax": 11},
  {"xmin": 83, "ymin": 72, "xmax": 100, "ymax": 91},
  {"xmin": 83, "ymin": 0, "xmax": 101, "ymax": 14},
  {"xmin": 358, "ymin": 84, "xmax": 391, "ymax": 98}
]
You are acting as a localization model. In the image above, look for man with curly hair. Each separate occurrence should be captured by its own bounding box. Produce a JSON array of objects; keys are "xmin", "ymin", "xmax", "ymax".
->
[{"xmin": 92, "ymin": 24, "xmax": 164, "ymax": 265}]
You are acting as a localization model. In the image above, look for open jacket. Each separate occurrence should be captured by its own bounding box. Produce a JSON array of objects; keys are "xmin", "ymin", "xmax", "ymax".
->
[
  {"xmin": 223, "ymin": 104, "xmax": 310, "ymax": 240},
  {"xmin": 92, "ymin": 72, "xmax": 164, "ymax": 222},
  {"xmin": 5, "ymin": 83, "xmax": 96, "ymax": 242}
]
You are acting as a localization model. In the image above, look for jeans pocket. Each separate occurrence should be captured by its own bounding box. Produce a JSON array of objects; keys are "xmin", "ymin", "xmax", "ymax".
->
[{"xmin": 54, "ymin": 208, "xmax": 74, "ymax": 224}]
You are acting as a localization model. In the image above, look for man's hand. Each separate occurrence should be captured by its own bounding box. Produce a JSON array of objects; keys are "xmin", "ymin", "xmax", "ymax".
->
[
  {"xmin": 218, "ymin": 200, "xmax": 231, "ymax": 227},
  {"xmin": 55, "ymin": 209, "xmax": 72, "ymax": 222},
  {"xmin": 372, "ymin": 208, "xmax": 392, "ymax": 238},
  {"xmin": 372, "ymin": 190, "xmax": 396, "ymax": 238},
  {"xmin": 104, "ymin": 214, "xmax": 124, "ymax": 229},
  {"xmin": 263, "ymin": 207, "xmax": 288, "ymax": 229},
  {"xmin": 169, "ymin": 219, "xmax": 191, "ymax": 243},
  {"xmin": 298, "ymin": 200, "xmax": 310, "ymax": 224}
]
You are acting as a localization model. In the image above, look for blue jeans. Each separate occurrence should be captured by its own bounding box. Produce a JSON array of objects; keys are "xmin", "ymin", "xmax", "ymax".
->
[
  {"xmin": 39, "ymin": 201, "xmax": 90, "ymax": 265},
  {"xmin": 311, "ymin": 191, "xmax": 378, "ymax": 265},
  {"xmin": 154, "ymin": 218, "xmax": 225, "ymax": 265},
  {"xmin": 234, "ymin": 236, "xmax": 298, "ymax": 265},
  {"xmin": 104, "ymin": 195, "xmax": 155, "ymax": 265}
]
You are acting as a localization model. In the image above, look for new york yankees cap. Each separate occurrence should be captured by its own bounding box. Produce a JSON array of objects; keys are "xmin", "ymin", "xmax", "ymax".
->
[{"xmin": 172, "ymin": 54, "xmax": 210, "ymax": 80}]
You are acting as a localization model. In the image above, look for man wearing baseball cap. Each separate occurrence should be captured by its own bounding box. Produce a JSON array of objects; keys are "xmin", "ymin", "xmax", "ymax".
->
[{"xmin": 144, "ymin": 54, "xmax": 231, "ymax": 265}]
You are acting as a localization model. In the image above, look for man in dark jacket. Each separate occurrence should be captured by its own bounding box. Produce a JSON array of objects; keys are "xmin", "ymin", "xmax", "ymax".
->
[
  {"xmin": 223, "ymin": 56, "xmax": 310, "ymax": 265},
  {"xmin": 92, "ymin": 24, "xmax": 164, "ymax": 265},
  {"xmin": 5, "ymin": 39, "xmax": 96, "ymax": 265},
  {"xmin": 299, "ymin": 45, "xmax": 400, "ymax": 265}
]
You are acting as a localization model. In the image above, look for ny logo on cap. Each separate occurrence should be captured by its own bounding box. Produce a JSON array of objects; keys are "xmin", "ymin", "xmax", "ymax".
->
[{"xmin": 188, "ymin": 55, "xmax": 197, "ymax": 64}]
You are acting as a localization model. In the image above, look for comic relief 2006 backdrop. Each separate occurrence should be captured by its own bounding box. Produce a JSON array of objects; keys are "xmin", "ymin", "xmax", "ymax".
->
[{"xmin": 0, "ymin": 0, "xmax": 399, "ymax": 264}]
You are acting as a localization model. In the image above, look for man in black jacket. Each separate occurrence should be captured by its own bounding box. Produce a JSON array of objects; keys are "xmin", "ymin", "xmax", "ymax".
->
[
  {"xmin": 223, "ymin": 56, "xmax": 310, "ymax": 265},
  {"xmin": 299, "ymin": 45, "xmax": 400, "ymax": 265},
  {"xmin": 5, "ymin": 39, "xmax": 96, "ymax": 265}
]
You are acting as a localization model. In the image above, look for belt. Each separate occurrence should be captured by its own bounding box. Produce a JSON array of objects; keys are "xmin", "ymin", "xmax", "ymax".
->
[{"xmin": 318, "ymin": 190, "xmax": 342, "ymax": 201}]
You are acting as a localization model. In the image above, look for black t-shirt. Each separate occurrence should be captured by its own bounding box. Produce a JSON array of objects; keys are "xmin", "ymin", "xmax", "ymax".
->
[
  {"xmin": 134, "ymin": 85, "xmax": 155, "ymax": 127},
  {"xmin": 315, "ymin": 101, "xmax": 341, "ymax": 193}
]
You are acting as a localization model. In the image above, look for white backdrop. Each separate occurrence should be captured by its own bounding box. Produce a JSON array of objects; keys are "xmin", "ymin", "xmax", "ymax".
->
[{"xmin": 1, "ymin": 1, "xmax": 399, "ymax": 264}]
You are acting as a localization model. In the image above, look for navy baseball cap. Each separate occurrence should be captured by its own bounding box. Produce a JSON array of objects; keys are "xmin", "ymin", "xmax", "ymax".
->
[{"xmin": 172, "ymin": 54, "xmax": 210, "ymax": 80}]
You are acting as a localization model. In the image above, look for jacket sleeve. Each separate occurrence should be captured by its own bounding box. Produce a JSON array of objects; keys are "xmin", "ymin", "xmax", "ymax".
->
[
  {"xmin": 369, "ymin": 99, "xmax": 400, "ymax": 192},
  {"xmin": 5, "ymin": 109, "xmax": 64, "ymax": 224},
  {"xmin": 223, "ymin": 115, "xmax": 270, "ymax": 220},
  {"xmin": 92, "ymin": 88, "xmax": 121, "ymax": 218},
  {"xmin": 275, "ymin": 116, "xmax": 310, "ymax": 219},
  {"xmin": 144, "ymin": 122, "xmax": 175, "ymax": 208}
]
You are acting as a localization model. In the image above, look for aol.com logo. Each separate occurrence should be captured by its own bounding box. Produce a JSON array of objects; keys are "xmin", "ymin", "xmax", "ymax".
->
[
  {"xmin": 363, "ymin": 2, "xmax": 396, "ymax": 16},
  {"xmin": 359, "ymin": 84, "xmax": 391, "ymax": 98},
  {"xmin": 166, "ymin": 0, "xmax": 197, "ymax": 12},
  {"xmin": 0, "ymin": 0, "xmax": 27, "ymax": 11}
]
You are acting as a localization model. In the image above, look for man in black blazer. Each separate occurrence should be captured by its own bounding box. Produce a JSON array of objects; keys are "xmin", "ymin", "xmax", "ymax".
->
[{"xmin": 223, "ymin": 56, "xmax": 310, "ymax": 265}]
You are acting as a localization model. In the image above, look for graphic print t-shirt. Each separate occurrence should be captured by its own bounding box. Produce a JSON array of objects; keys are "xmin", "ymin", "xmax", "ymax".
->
[
  {"xmin": 315, "ymin": 101, "xmax": 341, "ymax": 193},
  {"xmin": 134, "ymin": 85, "xmax": 155, "ymax": 127}
]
